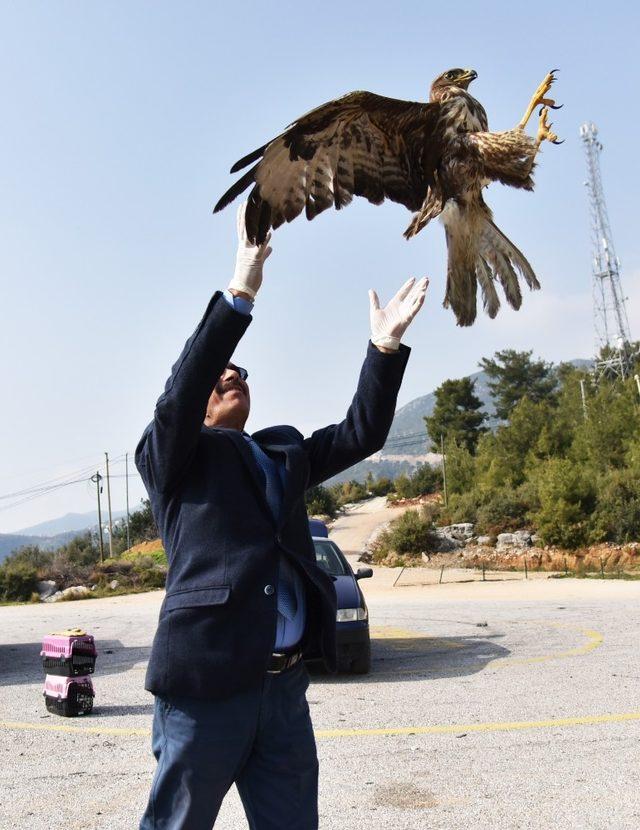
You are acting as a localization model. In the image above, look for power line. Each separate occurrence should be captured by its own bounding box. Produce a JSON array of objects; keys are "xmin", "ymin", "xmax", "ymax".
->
[{"xmin": 0, "ymin": 454, "xmax": 140, "ymax": 517}]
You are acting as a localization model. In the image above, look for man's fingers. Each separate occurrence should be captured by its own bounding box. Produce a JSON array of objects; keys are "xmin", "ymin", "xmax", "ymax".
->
[
  {"xmin": 369, "ymin": 289, "xmax": 380, "ymax": 311},
  {"xmin": 393, "ymin": 277, "xmax": 416, "ymax": 304}
]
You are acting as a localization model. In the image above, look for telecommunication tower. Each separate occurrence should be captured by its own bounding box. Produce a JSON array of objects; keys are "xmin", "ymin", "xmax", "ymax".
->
[{"xmin": 580, "ymin": 122, "xmax": 633, "ymax": 380}]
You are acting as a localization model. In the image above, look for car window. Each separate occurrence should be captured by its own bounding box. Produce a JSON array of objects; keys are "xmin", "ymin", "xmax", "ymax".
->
[{"xmin": 313, "ymin": 540, "xmax": 348, "ymax": 576}]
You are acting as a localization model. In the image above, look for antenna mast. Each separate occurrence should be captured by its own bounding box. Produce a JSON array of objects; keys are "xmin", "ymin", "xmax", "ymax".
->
[{"xmin": 580, "ymin": 122, "xmax": 633, "ymax": 380}]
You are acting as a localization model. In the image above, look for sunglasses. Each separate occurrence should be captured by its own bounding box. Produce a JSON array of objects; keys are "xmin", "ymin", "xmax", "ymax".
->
[{"xmin": 226, "ymin": 362, "xmax": 248, "ymax": 381}]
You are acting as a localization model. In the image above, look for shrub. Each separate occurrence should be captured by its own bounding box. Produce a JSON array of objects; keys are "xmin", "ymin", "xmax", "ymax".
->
[
  {"xmin": 444, "ymin": 490, "xmax": 482, "ymax": 525},
  {"xmin": 330, "ymin": 480, "xmax": 369, "ymax": 508},
  {"xmin": 588, "ymin": 468, "xmax": 640, "ymax": 544},
  {"xmin": 394, "ymin": 464, "xmax": 442, "ymax": 499},
  {"xmin": 528, "ymin": 459, "xmax": 596, "ymax": 548},
  {"xmin": 305, "ymin": 485, "xmax": 338, "ymax": 518},
  {"xmin": 122, "ymin": 547, "xmax": 168, "ymax": 567},
  {"xmin": 370, "ymin": 477, "xmax": 394, "ymax": 496},
  {"xmin": 0, "ymin": 561, "xmax": 38, "ymax": 602},
  {"xmin": 371, "ymin": 508, "xmax": 439, "ymax": 561},
  {"xmin": 475, "ymin": 488, "xmax": 530, "ymax": 535}
]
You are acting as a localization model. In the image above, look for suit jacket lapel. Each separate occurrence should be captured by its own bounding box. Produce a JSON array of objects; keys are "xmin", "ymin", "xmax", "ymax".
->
[{"xmin": 216, "ymin": 429, "xmax": 274, "ymax": 522}]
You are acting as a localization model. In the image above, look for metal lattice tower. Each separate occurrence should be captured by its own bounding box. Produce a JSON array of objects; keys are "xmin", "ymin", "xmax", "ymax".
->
[{"xmin": 580, "ymin": 122, "xmax": 633, "ymax": 380}]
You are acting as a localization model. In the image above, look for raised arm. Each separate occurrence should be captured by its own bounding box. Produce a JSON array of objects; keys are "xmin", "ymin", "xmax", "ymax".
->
[
  {"xmin": 136, "ymin": 204, "xmax": 272, "ymax": 493},
  {"xmin": 304, "ymin": 278, "xmax": 428, "ymax": 487}
]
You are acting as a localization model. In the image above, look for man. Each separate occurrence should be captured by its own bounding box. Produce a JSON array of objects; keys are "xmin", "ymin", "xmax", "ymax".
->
[{"xmin": 137, "ymin": 203, "xmax": 428, "ymax": 830}]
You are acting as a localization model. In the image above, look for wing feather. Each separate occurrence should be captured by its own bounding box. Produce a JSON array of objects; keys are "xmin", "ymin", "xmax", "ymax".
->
[{"xmin": 214, "ymin": 91, "xmax": 442, "ymax": 242}]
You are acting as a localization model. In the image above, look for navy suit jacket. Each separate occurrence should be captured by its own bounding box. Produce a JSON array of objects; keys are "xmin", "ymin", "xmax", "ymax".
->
[{"xmin": 136, "ymin": 291, "xmax": 409, "ymax": 700}]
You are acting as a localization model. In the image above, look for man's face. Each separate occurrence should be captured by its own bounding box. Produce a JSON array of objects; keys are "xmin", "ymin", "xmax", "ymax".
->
[{"xmin": 205, "ymin": 364, "xmax": 251, "ymax": 428}]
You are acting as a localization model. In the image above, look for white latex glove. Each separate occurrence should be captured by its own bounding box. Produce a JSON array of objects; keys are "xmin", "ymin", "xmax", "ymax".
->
[
  {"xmin": 228, "ymin": 201, "xmax": 272, "ymax": 299},
  {"xmin": 369, "ymin": 277, "xmax": 429, "ymax": 350}
]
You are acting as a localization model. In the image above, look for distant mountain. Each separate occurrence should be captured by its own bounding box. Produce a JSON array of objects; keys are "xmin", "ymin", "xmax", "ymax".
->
[
  {"xmin": 328, "ymin": 358, "xmax": 592, "ymax": 484},
  {"xmin": 0, "ymin": 509, "xmax": 129, "ymax": 564},
  {"xmin": 382, "ymin": 369, "xmax": 498, "ymax": 457},
  {"xmin": 16, "ymin": 510, "xmax": 126, "ymax": 538},
  {"xmin": 0, "ymin": 529, "xmax": 83, "ymax": 563}
]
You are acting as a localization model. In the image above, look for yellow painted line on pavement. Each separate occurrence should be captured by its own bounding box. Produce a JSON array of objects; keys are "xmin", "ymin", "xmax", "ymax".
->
[
  {"xmin": 315, "ymin": 711, "xmax": 640, "ymax": 739},
  {"xmin": 495, "ymin": 626, "xmax": 603, "ymax": 668},
  {"xmin": 1, "ymin": 710, "xmax": 639, "ymax": 741},
  {"xmin": 0, "ymin": 720, "xmax": 150, "ymax": 736}
]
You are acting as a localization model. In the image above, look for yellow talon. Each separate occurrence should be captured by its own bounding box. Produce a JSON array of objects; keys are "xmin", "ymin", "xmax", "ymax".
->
[
  {"xmin": 517, "ymin": 69, "xmax": 562, "ymax": 131},
  {"xmin": 536, "ymin": 107, "xmax": 562, "ymax": 146}
]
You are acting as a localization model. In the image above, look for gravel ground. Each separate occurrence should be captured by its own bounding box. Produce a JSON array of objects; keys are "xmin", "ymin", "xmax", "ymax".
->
[{"xmin": 1, "ymin": 578, "xmax": 639, "ymax": 830}]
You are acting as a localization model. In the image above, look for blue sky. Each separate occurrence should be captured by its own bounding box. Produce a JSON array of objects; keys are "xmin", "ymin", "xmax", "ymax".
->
[{"xmin": 0, "ymin": 1, "xmax": 638, "ymax": 532}]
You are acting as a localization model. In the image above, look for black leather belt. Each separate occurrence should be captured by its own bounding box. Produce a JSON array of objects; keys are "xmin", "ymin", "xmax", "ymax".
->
[{"xmin": 267, "ymin": 650, "xmax": 302, "ymax": 675}]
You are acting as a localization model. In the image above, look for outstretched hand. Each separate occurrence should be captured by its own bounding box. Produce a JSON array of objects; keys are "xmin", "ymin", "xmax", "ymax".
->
[
  {"xmin": 369, "ymin": 277, "xmax": 429, "ymax": 351},
  {"xmin": 228, "ymin": 201, "xmax": 273, "ymax": 300}
]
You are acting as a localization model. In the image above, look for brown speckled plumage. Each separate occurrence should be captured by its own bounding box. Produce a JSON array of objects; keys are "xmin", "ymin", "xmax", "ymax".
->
[{"xmin": 214, "ymin": 68, "xmax": 546, "ymax": 326}]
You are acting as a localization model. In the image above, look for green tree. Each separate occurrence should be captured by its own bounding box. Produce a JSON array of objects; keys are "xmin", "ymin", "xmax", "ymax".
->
[
  {"xmin": 2, "ymin": 544, "xmax": 53, "ymax": 571},
  {"xmin": 424, "ymin": 377, "xmax": 486, "ymax": 453},
  {"xmin": 528, "ymin": 458, "xmax": 596, "ymax": 548},
  {"xmin": 0, "ymin": 561, "xmax": 38, "ymax": 601},
  {"xmin": 125, "ymin": 499, "xmax": 159, "ymax": 545},
  {"xmin": 480, "ymin": 349, "xmax": 557, "ymax": 421},
  {"xmin": 305, "ymin": 485, "xmax": 338, "ymax": 518},
  {"xmin": 372, "ymin": 507, "xmax": 439, "ymax": 560},
  {"xmin": 475, "ymin": 397, "xmax": 550, "ymax": 491},
  {"xmin": 394, "ymin": 464, "xmax": 442, "ymax": 499}
]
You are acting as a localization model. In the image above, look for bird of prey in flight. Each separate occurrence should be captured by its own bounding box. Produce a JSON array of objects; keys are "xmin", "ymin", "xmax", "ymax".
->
[{"xmin": 214, "ymin": 69, "xmax": 562, "ymax": 326}]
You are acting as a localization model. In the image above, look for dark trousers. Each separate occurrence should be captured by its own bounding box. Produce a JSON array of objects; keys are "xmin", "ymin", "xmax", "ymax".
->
[{"xmin": 139, "ymin": 663, "xmax": 319, "ymax": 830}]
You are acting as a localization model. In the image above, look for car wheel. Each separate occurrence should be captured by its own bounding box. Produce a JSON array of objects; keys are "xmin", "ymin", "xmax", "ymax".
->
[{"xmin": 350, "ymin": 639, "xmax": 371, "ymax": 675}]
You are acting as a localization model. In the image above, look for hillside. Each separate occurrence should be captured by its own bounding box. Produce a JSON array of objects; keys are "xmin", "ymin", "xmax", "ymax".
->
[
  {"xmin": 328, "ymin": 359, "xmax": 591, "ymax": 485},
  {"xmin": 0, "ymin": 530, "xmax": 81, "ymax": 563},
  {"xmin": 0, "ymin": 510, "xmax": 127, "ymax": 564}
]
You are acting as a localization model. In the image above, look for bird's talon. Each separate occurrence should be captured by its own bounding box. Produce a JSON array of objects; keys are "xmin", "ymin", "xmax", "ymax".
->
[{"xmin": 518, "ymin": 70, "xmax": 562, "ymax": 131}]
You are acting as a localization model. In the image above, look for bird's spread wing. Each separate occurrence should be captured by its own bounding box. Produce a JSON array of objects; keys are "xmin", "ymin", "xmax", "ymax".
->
[{"xmin": 214, "ymin": 92, "xmax": 443, "ymax": 243}]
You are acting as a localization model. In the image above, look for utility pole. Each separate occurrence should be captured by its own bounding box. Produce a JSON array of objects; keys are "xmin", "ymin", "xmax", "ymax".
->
[
  {"xmin": 125, "ymin": 452, "xmax": 131, "ymax": 551},
  {"xmin": 580, "ymin": 123, "xmax": 634, "ymax": 381},
  {"xmin": 440, "ymin": 434, "xmax": 448, "ymax": 507},
  {"xmin": 635, "ymin": 375, "xmax": 640, "ymax": 402},
  {"xmin": 104, "ymin": 452, "xmax": 114, "ymax": 559},
  {"xmin": 90, "ymin": 471, "xmax": 105, "ymax": 562}
]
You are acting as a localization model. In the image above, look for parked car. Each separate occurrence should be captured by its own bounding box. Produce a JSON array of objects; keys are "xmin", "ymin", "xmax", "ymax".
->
[{"xmin": 311, "ymin": 536, "xmax": 373, "ymax": 674}]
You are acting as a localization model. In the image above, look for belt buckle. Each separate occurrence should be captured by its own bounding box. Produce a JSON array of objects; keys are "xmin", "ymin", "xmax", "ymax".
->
[{"xmin": 267, "ymin": 652, "xmax": 288, "ymax": 675}]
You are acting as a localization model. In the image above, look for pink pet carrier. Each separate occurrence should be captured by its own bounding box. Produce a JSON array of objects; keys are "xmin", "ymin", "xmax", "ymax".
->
[
  {"xmin": 43, "ymin": 674, "xmax": 95, "ymax": 717},
  {"xmin": 40, "ymin": 628, "xmax": 97, "ymax": 676}
]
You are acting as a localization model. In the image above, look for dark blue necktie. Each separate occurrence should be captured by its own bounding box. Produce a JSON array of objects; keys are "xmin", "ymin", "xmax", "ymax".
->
[{"xmin": 243, "ymin": 435, "xmax": 297, "ymax": 621}]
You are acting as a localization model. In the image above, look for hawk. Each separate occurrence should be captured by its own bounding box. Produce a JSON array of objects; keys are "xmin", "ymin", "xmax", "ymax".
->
[{"xmin": 214, "ymin": 69, "xmax": 562, "ymax": 326}]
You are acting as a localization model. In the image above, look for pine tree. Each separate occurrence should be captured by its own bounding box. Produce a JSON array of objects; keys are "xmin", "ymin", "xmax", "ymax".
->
[
  {"xmin": 479, "ymin": 349, "xmax": 557, "ymax": 421},
  {"xmin": 424, "ymin": 377, "xmax": 486, "ymax": 454}
]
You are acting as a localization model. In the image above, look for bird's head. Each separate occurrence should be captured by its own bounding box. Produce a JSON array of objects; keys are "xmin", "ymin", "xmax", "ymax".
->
[{"xmin": 430, "ymin": 68, "xmax": 478, "ymax": 99}]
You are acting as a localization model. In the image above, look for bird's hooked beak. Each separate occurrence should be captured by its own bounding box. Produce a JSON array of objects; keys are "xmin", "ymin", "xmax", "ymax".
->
[{"xmin": 458, "ymin": 69, "xmax": 478, "ymax": 88}]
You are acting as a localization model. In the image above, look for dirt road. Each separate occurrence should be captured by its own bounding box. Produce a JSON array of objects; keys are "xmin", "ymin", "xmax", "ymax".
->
[{"xmin": 327, "ymin": 495, "xmax": 407, "ymax": 555}]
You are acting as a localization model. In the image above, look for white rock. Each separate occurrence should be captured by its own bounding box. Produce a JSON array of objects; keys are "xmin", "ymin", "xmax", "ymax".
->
[
  {"xmin": 109, "ymin": 579, "xmax": 119, "ymax": 590},
  {"xmin": 45, "ymin": 585, "xmax": 92, "ymax": 602},
  {"xmin": 477, "ymin": 536, "xmax": 493, "ymax": 547},
  {"xmin": 36, "ymin": 580, "xmax": 57, "ymax": 600}
]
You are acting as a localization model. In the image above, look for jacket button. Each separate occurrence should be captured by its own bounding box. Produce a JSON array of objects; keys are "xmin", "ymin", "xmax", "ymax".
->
[{"xmin": 264, "ymin": 584, "xmax": 275, "ymax": 596}]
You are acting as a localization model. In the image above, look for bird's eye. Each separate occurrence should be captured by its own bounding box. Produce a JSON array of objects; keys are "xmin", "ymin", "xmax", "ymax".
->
[{"xmin": 445, "ymin": 72, "xmax": 455, "ymax": 80}]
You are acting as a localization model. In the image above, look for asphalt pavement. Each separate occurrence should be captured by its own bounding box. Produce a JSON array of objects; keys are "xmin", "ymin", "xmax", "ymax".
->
[{"xmin": 1, "ymin": 577, "xmax": 639, "ymax": 829}]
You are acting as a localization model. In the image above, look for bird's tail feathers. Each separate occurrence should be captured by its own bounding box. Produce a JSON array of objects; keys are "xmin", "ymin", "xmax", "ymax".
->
[
  {"xmin": 441, "ymin": 201, "xmax": 484, "ymax": 326},
  {"xmin": 478, "ymin": 219, "xmax": 540, "ymax": 312}
]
